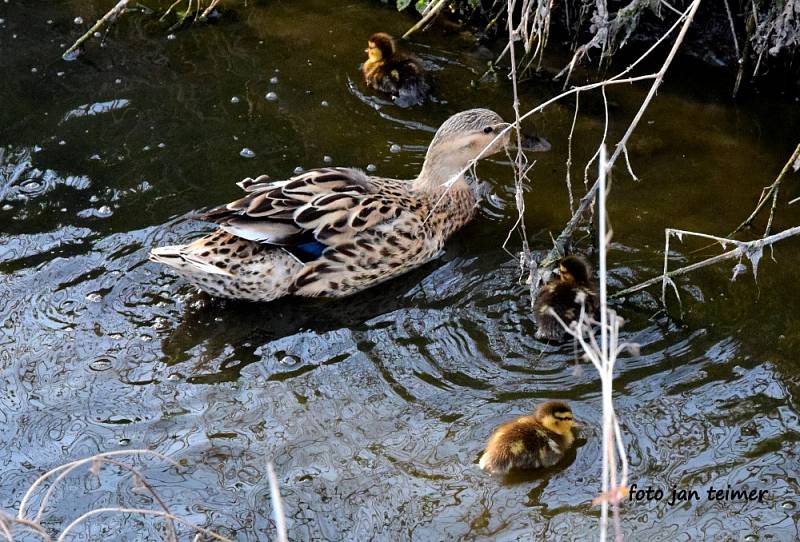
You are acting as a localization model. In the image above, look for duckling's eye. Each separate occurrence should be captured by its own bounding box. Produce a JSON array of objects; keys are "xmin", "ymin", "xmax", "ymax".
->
[{"xmin": 483, "ymin": 126, "xmax": 493, "ymax": 134}]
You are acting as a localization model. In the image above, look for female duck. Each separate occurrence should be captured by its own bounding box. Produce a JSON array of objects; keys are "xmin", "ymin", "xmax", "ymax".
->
[
  {"xmin": 534, "ymin": 255, "xmax": 598, "ymax": 340},
  {"xmin": 479, "ymin": 400, "xmax": 579, "ymax": 475},
  {"xmin": 362, "ymin": 32, "xmax": 429, "ymax": 106},
  {"xmin": 150, "ymin": 109, "xmax": 511, "ymax": 302}
]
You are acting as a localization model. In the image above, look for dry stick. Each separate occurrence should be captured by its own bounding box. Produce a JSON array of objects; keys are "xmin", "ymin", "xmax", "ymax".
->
[
  {"xmin": 63, "ymin": 0, "xmax": 131, "ymax": 59},
  {"xmin": 18, "ymin": 450, "xmax": 180, "ymax": 522},
  {"xmin": 402, "ymin": 0, "xmax": 448, "ymax": 39},
  {"xmin": 722, "ymin": 0, "xmax": 740, "ymax": 59},
  {"xmin": 612, "ymin": 225, "xmax": 800, "ymax": 298},
  {"xmin": 102, "ymin": 459, "xmax": 178, "ymax": 542},
  {"xmin": 266, "ymin": 463, "xmax": 288, "ymax": 542},
  {"xmin": 54, "ymin": 508, "xmax": 233, "ymax": 542},
  {"xmin": 0, "ymin": 513, "xmax": 52, "ymax": 542},
  {"xmin": 504, "ymin": 0, "xmax": 535, "ymax": 291},
  {"xmin": 565, "ymin": 92, "xmax": 580, "ymax": 214},
  {"xmin": 729, "ymin": 143, "xmax": 800, "ymax": 236},
  {"xmin": 532, "ymin": 0, "xmax": 702, "ymax": 301}
]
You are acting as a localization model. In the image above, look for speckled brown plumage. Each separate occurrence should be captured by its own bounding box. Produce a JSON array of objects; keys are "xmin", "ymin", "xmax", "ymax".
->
[{"xmin": 150, "ymin": 109, "xmax": 513, "ymax": 302}]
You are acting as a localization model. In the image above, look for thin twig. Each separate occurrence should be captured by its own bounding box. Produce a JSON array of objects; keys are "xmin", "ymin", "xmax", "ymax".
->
[
  {"xmin": 402, "ymin": 0, "xmax": 448, "ymax": 38},
  {"xmin": 63, "ymin": 0, "xmax": 131, "ymax": 59},
  {"xmin": 613, "ymin": 225, "xmax": 800, "ymax": 298},
  {"xmin": 729, "ymin": 143, "xmax": 800, "ymax": 236},
  {"xmin": 55, "ymin": 508, "xmax": 233, "ymax": 542},
  {"xmin": 266, "ymin": 463, "xmax": 288, "ymax": 542}
]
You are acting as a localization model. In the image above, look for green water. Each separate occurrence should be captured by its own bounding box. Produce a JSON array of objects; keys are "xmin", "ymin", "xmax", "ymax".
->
[{"xmin": 2, "ymin": 1, "xmax": 800, "ymax": 540}]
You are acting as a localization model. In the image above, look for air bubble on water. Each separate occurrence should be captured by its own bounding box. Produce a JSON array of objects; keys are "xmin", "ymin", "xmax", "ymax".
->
[
  {"xmin": 366, "ymin": 164, "xmax": 377, "ymax": 172},
  {"xmin": 265, "ymin": 91, "xmax": 278, "ymax": 102},
  {"xmin": 320, "ymin": 100, "xmax": 329, "ymax": 107},
  {"xmin": 2, "ymin": 204, "xmax": 12, "ymax": 211},
  {"xmin": 89, "ymin": 195, "xmax": 99, "ymax": 203},
  {"xmin": 270, "ymin": 76, "xmax": 278, "ymax": 84},
  {"xmin": 323, "ymin": 155, "xmax": 332, "ymax": 164},
  {"xmin": 142, "ymin": 145, "xmax": 150, "ymax": 152},
  {"xmin": 167, "ymin": 33, "xmax": 176, "ymax": 40},
  {"xmin": 293, "ymin": 166, "xmax": 304, "ymax": 175},
  {"xmin": 118, "ymin": 438, "xmax": 131, "ymax": 447},
  {"xmin": 389, "ymin": 144, "xmax": 401, "ymax": 153},
  {"xmin": 73, "ymin": 16, "xmax": 83, "ymax": 25},
  {"xmin": 86, "ymin": 292, "xmax": 102, "ymax": 303},
  {"xmin": 89, "ymin": 358, "xmax": 113, "ymax": 371},
  {"xmin": 96, "ymin": 205, "xmax": 113, "ymax": 217},
  {"xmin": 93, "ymin": 31, "xmax": 101, "ymax": 38},
  {"xmin": 157, "ymin": 142, "xmax": 166, "ymax": 148},
  {"xmin": 240, "ymin": 147, "xmax": 255, "ymax": 158},
  {"xmin": 168, "ymin": 373, "xmax": 181, "ymax": 381},
  {"xmin": 31, "ymin": 67, "xmax": 38, "ymax": 73},
  {"xmin": 58, "ymin": 140, "xmax": 66, "ymax": 145},
  {"xmin": 33, "ymin": 145, "xmax": 42, "ymax": 153},
  {"xmin": 781, "ymin": 501, "xmax": 796, "ymax": 510},
  {"xmin": 230, "ymin": 96, "xmax": 240, "ymax": 104},
  {"xmin": 115, "ymin": 78, "xmax": 122, "ymax": 84},
  {"xmin": 279, "ymin": 355, "xmax": 299, "ymax": 366},
  {"xmin": 89, "ymin": 153, "xmax": 101, "ymax": 160},
  {"xmin": 57, "ymin": 71, "xmax": 65, "ymax": 77}
]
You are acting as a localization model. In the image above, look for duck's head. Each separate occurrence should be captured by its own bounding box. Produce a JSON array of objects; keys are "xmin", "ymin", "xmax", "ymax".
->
[
  {"xmin": 367, "ymin": 32, "xmax": 395, "ymax": 62},
  {"xmin": 558, "ymin": 255, "xmax": 593, "ymax": 286},
  {"xmin": 416, "ymin": 108, "xmax": 511, "ymax": 188},
  {"xmin": 534, "ymin": 400, "xmax": 579, "ymax": 435}
]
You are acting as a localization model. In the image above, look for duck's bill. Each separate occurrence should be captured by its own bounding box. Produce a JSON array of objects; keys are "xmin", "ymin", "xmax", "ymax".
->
[{"xmin": 517, "ymin": 133, "xmax": 552, "ymax": 152}]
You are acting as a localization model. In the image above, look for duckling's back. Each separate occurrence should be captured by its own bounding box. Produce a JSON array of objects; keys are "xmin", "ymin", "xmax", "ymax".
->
[
  {"xmin": 366, "ymin": 56, "xmax": 429, "ymax": 107},
  {"xmin": 534, "ymin": 282, "xmax": 598, "ymax": 340},
  {"xmin": 479, "ymin": 418, "xmax": 565, "ymax": 475}
]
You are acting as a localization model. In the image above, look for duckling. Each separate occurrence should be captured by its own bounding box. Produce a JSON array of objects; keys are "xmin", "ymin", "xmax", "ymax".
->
[
  {"xmin": 479, "ymin": 400, "xmax": 579, "ymax": 475},
  {"xmin": 534, "ymin": 255, "xmax": 599, "ymax": 341},
  {"xmin": 362, "ymin": 32, "xmax": 429, "ymax": 106}
]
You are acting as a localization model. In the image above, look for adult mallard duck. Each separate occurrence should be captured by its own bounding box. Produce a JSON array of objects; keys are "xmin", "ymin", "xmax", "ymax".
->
[
  {"xmin": 362, "ymin": 32, "xmax": 429, "ymax": 106},
  {"xmin": 150, "ymin": 109, "xmax": 518, "ymax": 302},
  {"xmin": 479, "ymin": 400, "xmax": 579, "ymax": 475}
]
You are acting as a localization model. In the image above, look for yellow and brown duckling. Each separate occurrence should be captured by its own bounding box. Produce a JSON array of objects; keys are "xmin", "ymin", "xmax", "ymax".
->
[
  {"xmin": 362, "ymin": 32, "xmax": 429, "ymax": 106},
  {"xmin": 534, "ymin": 255, "xmax": 599, "ymax": 341},
  {"xmin": 479, "ymin": 401, "xmax": 579, "ymax": 475}
]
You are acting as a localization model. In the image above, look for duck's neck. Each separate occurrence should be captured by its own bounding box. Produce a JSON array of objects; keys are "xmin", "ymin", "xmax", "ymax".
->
[{"xmin": 412, "ymin": 153, "xmax": 472, "ymax": 193}]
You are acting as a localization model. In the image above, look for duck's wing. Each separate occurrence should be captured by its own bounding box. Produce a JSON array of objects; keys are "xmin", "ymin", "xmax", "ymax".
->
[{"xmin": 201, "ymin": 167, "xmax": 406, "ymax": 250}]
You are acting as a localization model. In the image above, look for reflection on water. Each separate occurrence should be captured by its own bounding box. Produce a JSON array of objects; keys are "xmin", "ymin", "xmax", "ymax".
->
[{"xmin": 2, "ymin": 0, "xmax": 800, "ymax": 539}]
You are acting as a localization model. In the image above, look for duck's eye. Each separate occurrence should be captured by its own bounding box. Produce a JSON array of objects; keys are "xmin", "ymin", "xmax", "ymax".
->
[{"xmin": 483, "ymin": 126, "xmax": 494, "ymax": 134}]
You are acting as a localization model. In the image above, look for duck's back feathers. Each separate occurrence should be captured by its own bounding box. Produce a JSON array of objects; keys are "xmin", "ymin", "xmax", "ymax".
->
[
  {"xmin": 479, "ymin": 417, "xmax": 567, "ymax": 475},
  {"xmin": 201, "ymin": 168, "xmax": 399, "ymax": 247}
]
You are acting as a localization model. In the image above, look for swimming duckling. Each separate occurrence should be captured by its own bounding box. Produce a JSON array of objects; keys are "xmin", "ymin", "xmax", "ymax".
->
[
  {"xmin": 362, "ymin": 32, "xmax": 429, "ymax": 106},
  {"xmin": 479, "ymin": 401, "xmax": 579, "ymax": 475},
  {"xmin": 534, "ymin": 255, "xmax": 598, "ymax": 341}
]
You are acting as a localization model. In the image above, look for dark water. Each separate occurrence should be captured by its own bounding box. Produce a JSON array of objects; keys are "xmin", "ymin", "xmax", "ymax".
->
[{"xmin": 2, "ymin": 1, "xmax": 800, "ymax": 540}]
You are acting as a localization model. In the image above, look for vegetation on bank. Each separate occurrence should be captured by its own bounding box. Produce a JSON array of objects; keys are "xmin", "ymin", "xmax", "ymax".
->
[{"xmin": 391, "ymin": 0, "xmax": 799, "ymax": 93}]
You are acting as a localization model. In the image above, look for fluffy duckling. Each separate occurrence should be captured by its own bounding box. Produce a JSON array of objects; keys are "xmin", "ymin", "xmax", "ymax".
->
[
  {"xmin": 534, "ymin": 255, "xmax": 598, "ymax": 341},
  {"xmin": 362, "ymin": 32, "xmax": 429, "ymax": 106},
  {"xmin": 479, "ymin": 401, "xmax": 579, "ymax": 475}
]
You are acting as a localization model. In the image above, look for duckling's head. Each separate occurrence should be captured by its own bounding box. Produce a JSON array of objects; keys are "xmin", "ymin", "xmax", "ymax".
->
[
  {"xmin": 534, "ymin": 400, "xmax": 577, "ymax": 435},
  {"xmin": 558, "ymin": 255, "xmax": 593, "ymax": 286},
  {"xmin": 417, "ymin": 109, "xmax": 511, "ymax": 188},
  {"xmin": 367, "ymin": 32, "xmax": 395, "ymax": 62}
]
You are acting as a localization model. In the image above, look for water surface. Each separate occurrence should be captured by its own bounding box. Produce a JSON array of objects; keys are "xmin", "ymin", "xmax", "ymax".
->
[{"xmin": 2, "ymin": 1, "xmax": 800, "ymax": 540}]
